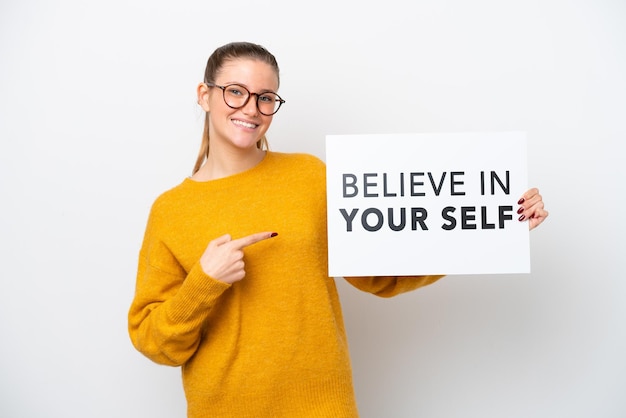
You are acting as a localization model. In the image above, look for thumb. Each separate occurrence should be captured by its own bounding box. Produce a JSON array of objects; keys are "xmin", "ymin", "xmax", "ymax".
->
[{"xmin": 211, "ymin": 234, "xmax": 232, "ymax": 247}]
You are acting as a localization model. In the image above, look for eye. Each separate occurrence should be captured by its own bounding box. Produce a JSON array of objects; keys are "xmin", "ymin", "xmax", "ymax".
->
[
  {"xmin": 227, "ymin": 86, "xmax": 244, "ymax": 96},
  {"xmin": 258, "ymin": 93, "xmax": 276, "ymax": 103}
]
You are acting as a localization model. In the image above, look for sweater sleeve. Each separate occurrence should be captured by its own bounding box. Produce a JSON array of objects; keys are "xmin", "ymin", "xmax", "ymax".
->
[
  {"xmin": 343, "ymin": 275, "xmax": 446, "ymax": 298},
  {"xmin": 127, "ymin": 208, "xmax": 231, "ymax": 367}
]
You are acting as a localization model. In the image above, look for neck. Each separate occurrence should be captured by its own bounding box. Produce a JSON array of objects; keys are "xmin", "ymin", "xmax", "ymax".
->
[{"xmin": 193, "ymin": 145, "xmax": 265, "ymax": 181}]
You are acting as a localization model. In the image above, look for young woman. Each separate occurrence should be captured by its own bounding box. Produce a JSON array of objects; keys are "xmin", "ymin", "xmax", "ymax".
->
[{"xmin": 128, "ymin": 41, "xmax": 548, "ymax": 418}]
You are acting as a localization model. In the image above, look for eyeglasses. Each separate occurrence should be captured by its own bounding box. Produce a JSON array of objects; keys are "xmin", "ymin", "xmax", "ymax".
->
[{"xmin": 205, "ymin": 83, "xmax": 285, "ymax": 116}]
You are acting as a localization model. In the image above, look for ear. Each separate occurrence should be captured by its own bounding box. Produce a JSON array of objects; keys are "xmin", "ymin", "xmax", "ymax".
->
[{"xmin": 197, "ymin": 83, "xmax": 211, "ymax": 112}]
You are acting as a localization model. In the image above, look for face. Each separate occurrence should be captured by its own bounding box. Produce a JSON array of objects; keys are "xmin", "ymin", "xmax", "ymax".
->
[{"xmin": 198, "ymin": 58, "xmax": 279, "ymax": 153}]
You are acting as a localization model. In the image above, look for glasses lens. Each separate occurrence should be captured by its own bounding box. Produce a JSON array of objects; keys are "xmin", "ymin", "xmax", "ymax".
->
[
  {"xmin": 222, "ymin": 84, "xmax": 250, "ymax": 108},
  {"xmin": 257, "ymin": 92, "xmax": 281, "ymax": 115}
]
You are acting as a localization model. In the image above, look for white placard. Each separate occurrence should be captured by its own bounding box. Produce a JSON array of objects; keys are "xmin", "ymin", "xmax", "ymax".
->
[{"xmin": 326, "ymin": 132, "xmax": 530, "ymax": 276}]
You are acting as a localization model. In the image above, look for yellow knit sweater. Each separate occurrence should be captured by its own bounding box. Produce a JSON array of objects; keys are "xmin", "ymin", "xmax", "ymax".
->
[{"xmin": 128, "ymin": 152, "xmax": 443, "ymax": 418}]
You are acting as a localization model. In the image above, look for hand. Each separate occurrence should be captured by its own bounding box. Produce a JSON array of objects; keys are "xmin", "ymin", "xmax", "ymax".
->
[
  {"xmin": 199, "ymin": 232, "xmax": 277, "ymax": 284},
  {"xmin": 517, "ymin": 188, "xmax": 548, "ymax": 231}
]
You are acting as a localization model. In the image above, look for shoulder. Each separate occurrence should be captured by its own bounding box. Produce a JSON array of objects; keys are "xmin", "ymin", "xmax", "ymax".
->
[
  {"xmin": 266, "ymin": 153, "xmax": 327, "ymax": 202},
  {"xmin": 147, "ymin": 179, "xmax": 192, "ymax": 222},
  {"xmin": 268, "ymin": 152, "xmax": 326, "ymax": 175}
]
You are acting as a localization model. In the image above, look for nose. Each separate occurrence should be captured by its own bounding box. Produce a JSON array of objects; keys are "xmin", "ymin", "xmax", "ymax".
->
[{"xmin": 241, "ymin": 94, "xmax": 260, "ymax": 115}]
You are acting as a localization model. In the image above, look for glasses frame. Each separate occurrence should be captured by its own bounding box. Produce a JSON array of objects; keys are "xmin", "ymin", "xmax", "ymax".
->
[{"xmin": 205, "ymin": 83, "xmax": 285, "ymax": 116}]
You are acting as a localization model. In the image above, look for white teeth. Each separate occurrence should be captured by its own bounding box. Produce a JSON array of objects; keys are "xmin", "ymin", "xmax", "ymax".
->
[{"xmin": 232, "ymin": 119, "xmax": 256, "ymax": 129}]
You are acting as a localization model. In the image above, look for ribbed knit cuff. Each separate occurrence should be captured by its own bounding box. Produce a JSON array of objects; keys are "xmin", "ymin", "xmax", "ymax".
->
[{"xmin": 168, "ymin": 262, "xmax": 232, "ymax": 323}]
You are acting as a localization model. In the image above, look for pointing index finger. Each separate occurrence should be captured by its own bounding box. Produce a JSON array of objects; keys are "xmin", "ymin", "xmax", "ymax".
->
[{"xmin": 230, "ymin": 232, "xmax": 278, "ymax": 249}]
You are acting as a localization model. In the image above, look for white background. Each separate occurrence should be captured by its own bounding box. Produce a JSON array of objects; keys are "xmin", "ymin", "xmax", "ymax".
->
[{"xmin": 1, "ymin": 1, "xmax": 624, "ymax": 417}]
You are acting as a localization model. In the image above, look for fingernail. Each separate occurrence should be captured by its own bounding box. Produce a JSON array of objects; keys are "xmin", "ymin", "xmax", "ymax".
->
[
  {"xmin": 517, "ymin": 206, "xmax": 524, "ymax": 214},
  {"xmin": 518, "ymin": 214, "xmax": 526, "ymax": 221},
  {"xmin": 270, "ymin": 232, "xmax": 278, "ymax": 237},
  {"xmin": 518, "ymin": 198, "xmax": 525, "ymax": 204}
]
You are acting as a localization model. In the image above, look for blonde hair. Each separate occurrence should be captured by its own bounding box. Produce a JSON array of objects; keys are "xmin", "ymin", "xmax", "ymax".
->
[{"xmin": 193, "ymin": 42, "xmax": 280, "ymax": 175}]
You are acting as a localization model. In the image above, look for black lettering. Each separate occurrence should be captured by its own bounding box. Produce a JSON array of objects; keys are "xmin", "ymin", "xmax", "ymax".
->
[
  {"xmin": 411, "ymin": 207, "xmax": 429, "ymax": 230},
  {"xmin": 441, "ymin": 206, "xmax": 456, "ymax": 230},
  {"xmin": 388, "ymin": 207, "xmax": 406, "ymax": 231},
  {"xmin": 428, "ymin": 172, "xmax": 446, "ymax": 196},
  {"xmin": 491, "ymin": 171, "xmax": 510, "ymax": 195},
  {"xmin": 410, "ymin": 172, "xmax": 425, "ymax": 196},
  {"xmin": 499, "ymin": 205, "xmax": 513, "ymax": 228},
  {"xmin": 383, "ymin": 173, "xmax": 396, "ymax": 197},
  {"xmin": 481, "ymin": 206, "xmax": 495, "ymax": 229},
  {"xmin": 342, "ymin": 174, "xmax": 358, "ymax": 198},
  {"xmin": 451, "ymin": 171, "xmax": 465, "ymax": 196},
  {"xmin": 339, "ymin": 208, "xmax": 358, "ymax": 231},
  {"xmin": 461, "ymin": 206, "xmax": 476, "ymax": 229},
  {"xmin": 363, "ymin": 173, "xmax": 378, "ymax": 197},
  {"xmin": 362, "ymin": 208, "xmax": 384, "ymax": 231},
  {"xmin": 480, "ymin": 171, "xmax": 485, "ymax": 195}
]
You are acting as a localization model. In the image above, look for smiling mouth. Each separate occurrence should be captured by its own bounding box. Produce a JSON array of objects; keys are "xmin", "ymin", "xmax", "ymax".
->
[{"xmin": 232, "ymin": 119, "xmax": 258, "ymax": 129}]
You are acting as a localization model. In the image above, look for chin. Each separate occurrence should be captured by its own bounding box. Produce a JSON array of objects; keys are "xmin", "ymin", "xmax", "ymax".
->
[{"xmin": 231, "ymin": 139, "xmax": 262, "ymax": 150}]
